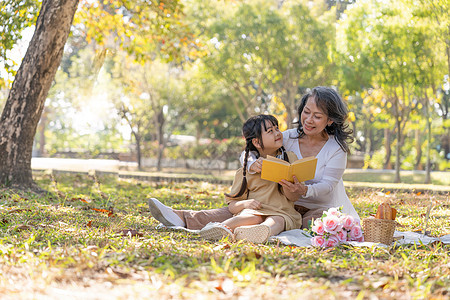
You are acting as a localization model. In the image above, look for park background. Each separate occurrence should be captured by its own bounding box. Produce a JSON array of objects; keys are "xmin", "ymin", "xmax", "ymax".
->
[
  {"xmin": 1, "ymin": 0, "xmax": 449, "ymax": 185},
  {"xmin": 0, "ymin": 0, "xmax": 449, "ymax": 299}
]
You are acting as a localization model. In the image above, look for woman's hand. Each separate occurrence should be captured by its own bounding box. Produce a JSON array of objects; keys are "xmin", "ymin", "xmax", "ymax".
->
[
  {"xmin": 249, "ymin": 157, "xmax": 263, "ymax": 173},
  {"xmin": 228, "ymin": 199, "xmax": 262, "ymax": 214},
  {"xmin": 279, "ymin": 176, "xmax": 308, "ymax": 201}
]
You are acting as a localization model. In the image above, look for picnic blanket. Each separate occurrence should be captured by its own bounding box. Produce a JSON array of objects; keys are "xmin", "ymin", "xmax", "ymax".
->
[
  {"xmin": 270, "ymin": 229, "xmax": 450, "ymax": 247},
  {"xmin": 162, "ymin": 225, "xmax": 450, "ymax": 247}
]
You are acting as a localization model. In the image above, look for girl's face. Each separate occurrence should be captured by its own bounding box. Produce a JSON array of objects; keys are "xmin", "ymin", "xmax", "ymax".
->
[
  {"xmin": 253, "ymin": 120, "xmax": 283, "ymax": 154},
  {"xmin": 301, "ymin": 98, "xmax": 333, "ymax": 137}
]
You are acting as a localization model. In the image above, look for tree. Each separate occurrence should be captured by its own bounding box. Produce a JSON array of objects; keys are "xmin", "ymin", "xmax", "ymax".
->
[
  {"xmin": 113, "ymin": 55, "xmax": 186, "ymax": 171},
  {"xmin": 199, "ymin": 1, "xmax": 275, "ymax": 122},
  {"xmin": 180, "ymin": 61, "xmax": 243, "ymax": 141},
  {"xmin": 268, "ymin": 1, "xmax": 333, "ymax": 125},
  {"xmin": 337, "ymin": 0, "xmax": 443, "ymax": 181},
  {"xmin": 194, "ymin": 0, "xmax": 332, "ymax": 124},
  {"xmin": 74, "ymin": 0, "xmax": 201, "ymax": 64},
  {"xmin": 344, "ymin": 90, "xmax": 389, "ymax": 164},
  {"xmin": 0, "ymin": 0, "xmax": 198, "ymax": 187},
  {"xmin": 408, "ymin": 20, "xmax": 446, "ymax": 181},
  {"xmin": 410, "ymin": 0, "xmax": 449, "ymax": 175},
  {"xmin": 37, "ymin": 47, "xmax": 124, "ymax": 157},
  {"xmin": 0, "ymin": 0, "xmax": 79, "ymax": 189}
]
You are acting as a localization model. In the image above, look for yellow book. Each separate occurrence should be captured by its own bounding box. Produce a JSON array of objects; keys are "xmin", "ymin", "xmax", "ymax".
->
[{"xmin": 260, "ymin": 155, "xmax": 317, "ymax": 183}]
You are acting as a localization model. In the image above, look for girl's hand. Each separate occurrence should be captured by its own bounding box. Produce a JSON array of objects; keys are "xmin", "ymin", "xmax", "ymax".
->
[
  {"xmin": 228, "ymin": 199, "xmax": 262, "ymax": 214},
  {"xmin": 249, "ymin": 157, "xmax": 263, "ymax": 173},
  {"xmin": 279, "ymin": 176, "xmax": 308, "ymax": 201},
  {"xmin": 242, "ymin": 199, "xmax": 262, "ymax": 210}
]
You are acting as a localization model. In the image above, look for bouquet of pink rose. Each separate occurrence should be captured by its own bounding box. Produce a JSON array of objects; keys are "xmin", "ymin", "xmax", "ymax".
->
[{"xmin": 310, "ymin": 207, "xmax": 364, "ymax": 247}]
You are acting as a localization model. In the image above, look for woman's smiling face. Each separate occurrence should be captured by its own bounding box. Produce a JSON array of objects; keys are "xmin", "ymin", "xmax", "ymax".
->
[{"xmin": 301, "ymin": 97, "xmax": 333, "ymax": 136}]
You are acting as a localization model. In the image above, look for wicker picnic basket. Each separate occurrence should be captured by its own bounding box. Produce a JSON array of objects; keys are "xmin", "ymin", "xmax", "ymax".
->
[{"xmin": 362, "ymin": 218, "xmax": 396, "ymax": 245}]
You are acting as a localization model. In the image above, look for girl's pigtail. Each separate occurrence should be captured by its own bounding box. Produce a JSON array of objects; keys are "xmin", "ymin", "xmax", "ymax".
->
[
  {"xmin": 278, "ymin": 146, "xmax": 290, "ymax": 195},
  {"xmin": 280, "ymin": 146, "xmax": 289, "ymax": 163},
  {"xmin": 225, "ymin": 141, "xmax": 251, "ymax": 198}
]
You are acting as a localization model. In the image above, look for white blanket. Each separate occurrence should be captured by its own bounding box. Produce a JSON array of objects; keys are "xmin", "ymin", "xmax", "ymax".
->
[
  {"xmin": 270, "ymin": 229, "xmax": 450, "ymax": 247},
  {"xmin": 162, "ymin": 225, "xmax": 450, "ymax": 247}
]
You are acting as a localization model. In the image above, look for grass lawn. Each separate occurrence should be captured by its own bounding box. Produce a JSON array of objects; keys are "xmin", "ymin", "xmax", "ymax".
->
[
  {"xmin": 342, "ymin": 170, "xmax": 450, "ymax": 186},
  {"xmin": 0, "ymin": 173, "xmax": 449, "ymax": 299}
]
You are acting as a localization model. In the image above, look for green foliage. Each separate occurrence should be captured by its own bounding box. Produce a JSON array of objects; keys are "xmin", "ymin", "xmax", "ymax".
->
[
  {"xmin": 111, "ymin": 54, "xmax": 188, "ymax": 163},
  {"xmin": 364, "ymin": 149, "xmax": 386, "ymax": 170},
  {"xmin": 0, "ymin": 0, "xmax": 40, "ymax": 86},
  {"xmin": 177, "ymin": 61, "xmax": 243, "ymax": 139},
  {"xmin": 338, "ymin": 0, "xmax": 449, "ymax": 173},
  {"xmin": 73, "ymin": 0, "xmax": 201, "ymax": 63},
  {"xmin": 197, "ymin": 0, "xmax": 333, "ymax": 123},
  {"xmin": 2, "ymin": 0, "xmax": 449, "ymax": 175},
  {"xmin": 0, "ymin": 174, "xmax": 448, "ymax": 297}
]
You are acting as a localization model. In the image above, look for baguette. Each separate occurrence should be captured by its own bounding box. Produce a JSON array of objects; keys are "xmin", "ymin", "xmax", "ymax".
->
[
  {"xmin": 375, "ymin": 202, "xmax": 396, "ymax": 220},
  {"xmin": 391, "ymin": 207, "xmax": 397, "ymax": 220}
]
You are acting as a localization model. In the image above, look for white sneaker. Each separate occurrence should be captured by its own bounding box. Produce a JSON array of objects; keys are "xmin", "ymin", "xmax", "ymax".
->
[
  {"xmin": 200, "ymin": 222, "xmax": 234, "ymax": 241},
  {"xmin": 148, "ymin": 198, "xmax": 185, "ymax": 227},
  {"xmin": 234, "ymin": 224, "xmax": 271, "ymax": 244}
]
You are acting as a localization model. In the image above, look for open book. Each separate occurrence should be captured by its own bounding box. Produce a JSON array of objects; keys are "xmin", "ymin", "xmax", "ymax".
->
[{"xmin": 260, "ymin": 155, "xmax": 317, "ymax": 183}]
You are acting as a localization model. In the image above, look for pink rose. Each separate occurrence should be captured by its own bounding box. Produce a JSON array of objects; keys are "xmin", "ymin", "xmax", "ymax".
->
[
  {"xmin": 349, "ymin": 225, "xmax": 363, "ymax": 240},
  {"xmin": 324, "ymin": 236, "xmax": 339, "ymax": 248},
  {"xmin": 327, "ymin": 207, "xmax": 341, "ymax": 217},
  {"xmin": 336, "ymin": 230, "xmax": 348, "ymax": 242},
  {"xmin": 323, "ymin": 215, "xmax": 339, "ymax": 234},
  {"xmin": 311, "ymin": 235, "xmax": 325, "ymax": 247},
  {"xmin": 356, "ymin": 235, "xmax": 364, "ymax": 242},
  {"xmin": 341, "ymin": 215, "xmax": 355, "ymax": 230},
  {"xmin": 312, "ymin": 220, "xmax": 325, "ymax": 235},
  {"xmin": 331, "ymin": 223, "xmax": 343, "ymax": 235}
]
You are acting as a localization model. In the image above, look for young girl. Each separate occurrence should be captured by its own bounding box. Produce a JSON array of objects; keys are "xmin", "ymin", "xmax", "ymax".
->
[{"xmin": 199, "ymin": 114, "xmax": 302, "ymax": 243}]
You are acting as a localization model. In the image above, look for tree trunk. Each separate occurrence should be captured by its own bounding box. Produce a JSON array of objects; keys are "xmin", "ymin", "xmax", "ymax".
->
[
  {"xmin": 0, "ymin": 0, "xmax": 78, "ymax": 189},
  {"xmin": 38, "ymin": 110, "xmax": 47, "ymax": 157},
  {"xmin": 414, "ymin": 129, "xmax": 423, "ymax": 170},
  {"xmin": 383, "ymin": 128, "xmax": 392, "ymax": 169},
  {"xmin": 442, "ymin": 116, "xmax": 450, "ymax": 167},
  {"xmin": 443, "ymin": 126, "xmax": 450, "ymax": 166},
  {"xmin": 352, "ymin": 121, "xmax": 360, "ymax": 151},
  {"xmin": 367, "ymin": 126, "xmax": 374, "ymax": 157},
  {"xmin": 425, "ymin": 116, "xmax": 432, "ymax": 183},
  {"xmin": 425, "ymin": 98, "xmax": 432, "ymax": 184},
  {"xmin": 283, "ymin": 83, "xmax": 297, "ymax": 127},
  {"xmin": 394, "ymin": 116, "xmax": 401, "ymax": 183},
  {"xmin": 443, "ymin": 24, "xmax": 450, "ymax": 169},
  {"xmin": 133, "ymin": 132, "xmax": 142, "ymax": 171},
  {"xmin": 447, "ymin": 25, "xmax": 450, "ymax": 95},
  {"xmin": 156, "ymin": 109, "xmax": 165, "ymax": 172}
]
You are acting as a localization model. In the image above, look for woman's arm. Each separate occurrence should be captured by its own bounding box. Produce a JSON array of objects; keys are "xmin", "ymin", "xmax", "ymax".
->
[
  {"xmin": 239, "ymin": 150, "xmax": 260, "ymax": 173},
  {"xmin": 303, "ymin": 149, "xmax": 346, "ymax": 201},
  {"xmin": 279, "ymin": 148, "xmax": 346, "ymax": 202}
]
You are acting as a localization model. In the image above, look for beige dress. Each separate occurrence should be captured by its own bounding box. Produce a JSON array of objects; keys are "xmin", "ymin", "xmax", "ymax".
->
[{"xmin": 225, "ymin": 151, "xmax": 302, "ymax": 230}]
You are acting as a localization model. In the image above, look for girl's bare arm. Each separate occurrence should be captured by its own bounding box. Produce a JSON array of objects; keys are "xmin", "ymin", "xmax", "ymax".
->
[{"xmin": 228, "ymin": 199, "xmax": 262, "ymax": 214}]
